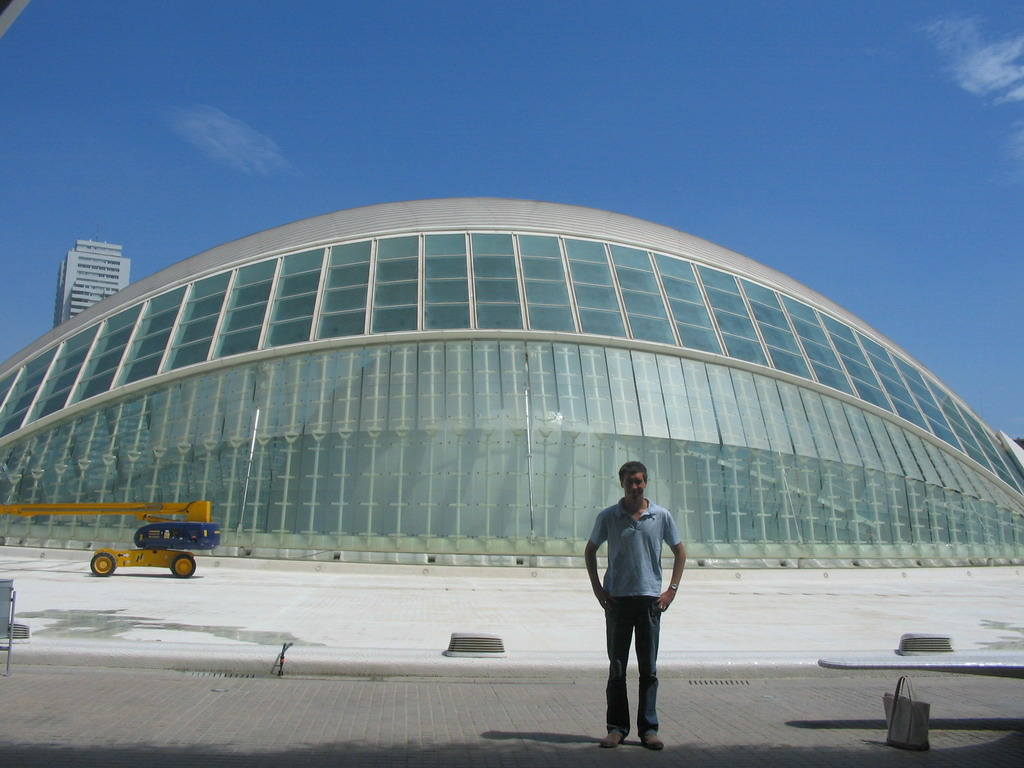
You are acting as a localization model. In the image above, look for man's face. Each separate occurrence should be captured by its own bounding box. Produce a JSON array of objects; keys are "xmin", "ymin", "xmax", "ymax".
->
[{"xmin": 620, "ymin": 471, "xmax": 647, "ymax": 501}]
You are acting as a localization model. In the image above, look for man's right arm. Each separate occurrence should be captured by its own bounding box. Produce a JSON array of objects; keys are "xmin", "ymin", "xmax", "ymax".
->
[{"xmin": 584, "ymin": 539, "xmax": 613, "ymax": 609}]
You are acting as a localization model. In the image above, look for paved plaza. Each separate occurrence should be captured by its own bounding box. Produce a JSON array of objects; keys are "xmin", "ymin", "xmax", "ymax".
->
[
  {"xmin": 1, "ymin": 665, "xmax": 1023, "ymax": 767},
  {"xmin": 2, "ymin": 547, "xmax": 1023, "ymax": 765}
]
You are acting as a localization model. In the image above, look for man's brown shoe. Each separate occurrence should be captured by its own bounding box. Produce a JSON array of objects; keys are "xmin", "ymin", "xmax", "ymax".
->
[
  {"xmin": 641, "ymin": 732, "xmax": 664, "ymax": 750},
  {"xmin": 599, "ymin": 732, "xmax": 624, "ymax": 748}
]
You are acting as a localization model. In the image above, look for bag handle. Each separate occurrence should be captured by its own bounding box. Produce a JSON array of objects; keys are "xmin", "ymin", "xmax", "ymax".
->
[{"xmin": 893, "ymin": 675, "xmax": 916, "ymax": 703}]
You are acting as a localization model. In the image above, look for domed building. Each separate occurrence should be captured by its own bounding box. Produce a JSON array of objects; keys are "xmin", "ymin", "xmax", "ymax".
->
[{"xmin": 1, "ymin": 199, "xmax": 1022, "ymax": 567}]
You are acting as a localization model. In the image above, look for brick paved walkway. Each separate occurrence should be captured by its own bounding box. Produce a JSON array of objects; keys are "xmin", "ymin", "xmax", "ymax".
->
[{"xmin": 1, "ymin": 666, "xmax": 1021, "ymax": 767}]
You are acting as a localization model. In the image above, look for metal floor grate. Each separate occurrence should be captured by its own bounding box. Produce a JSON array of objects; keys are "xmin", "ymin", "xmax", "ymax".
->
[{"xmin": 186, "ymin": 671, "xmax": 258, "ymax": 678}]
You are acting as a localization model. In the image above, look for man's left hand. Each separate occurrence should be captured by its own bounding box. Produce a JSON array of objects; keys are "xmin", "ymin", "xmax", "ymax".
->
[{"xmin": 656, "ymin": 588, "xmax": 676, "ymax": 612}]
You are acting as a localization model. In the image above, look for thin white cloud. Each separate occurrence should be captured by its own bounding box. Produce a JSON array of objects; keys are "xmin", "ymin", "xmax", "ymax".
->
[
  {"xmin": 170, "ymin": 105, "xmax": 295, "ymax": 175},
  {"xmin": 926, "ymin": 17, "xmax": 1024, "ymax": 103},
  {"xmin": 926, "ymin": 17, "xmax": 1024, "ymax": 180}
]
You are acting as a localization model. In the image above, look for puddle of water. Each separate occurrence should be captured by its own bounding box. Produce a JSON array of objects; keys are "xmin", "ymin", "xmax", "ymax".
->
[
  {"xmin": 18, "ymin": 608, "xmax": 320, "ymax": 646},
  {"xmin": 979, "ymin": 619, "xmax": 1024, "ymax": 650}
]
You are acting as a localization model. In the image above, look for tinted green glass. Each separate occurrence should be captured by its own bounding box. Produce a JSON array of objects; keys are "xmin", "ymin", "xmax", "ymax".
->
[
  {"xmin": 425, "ymin": 304, "xmax": 470, "ymax": 329},
  {"xmin": 475, "ymin": 279, "xmax": 519, "ymax": 303},
  {"xmin": 569, "ymin": 261, "xmax": 613, "ymax": 286},
  {"xmin": 574, "ymin": 284, "xmax": 617, "ymax": 309},
  {"xmin": 525, "ymin": 281, "xmax": 569, "ymax": 305},
  {"xmin": 425, "ymin": 280, "xmax": 469, "ymax": 303},
  {"xmin": 272, "ymin": 295, "xmax": 316, "ymax": 322},
  {"xmin": 476, "ymin": 304, "xmax": 522, "ymax": 329},
  {"xmin": 473, "ymin": 255, "xmax": 516, "ymax": 279},
  {"xmin": 326, "ymin": 263, "xmax": 370, "ymax": 289},
  {"xmin": 578, "ymin": 308, "xmax": 625, "ymax": 337},
  {"xmin": 318, "ymin": 311, "xmax": 366, "ymax": 338},
  {"xmin": 330, "ymin": 241, "xmax": 372, "ymax": 265},
  {"xmin": 522, "ymin": 258, "xmax": 565, "ymax": 281},
  {"xmin": 527, "ymin": 305, "xmax": 575, "ymax": 332},
  {"xmin": 424, "ymin": 234, "xmax": 466, "ymax": 256},
  {"xmin": 376, "ymin": 259, "xmax": 419, "ymax": 283},
  {"xmin": 741, "ymin": 280, "xmax": 781, "ymax": 308},
  {"xmin": 471, "ymin": 233, "xmax": 513, "ymax": 255},
  {"xmin": 235, "ymin": 260, "xmax": 277, "ymax": 286},
  {"xmin": 231, "ymin": 282, "xmax": 273, "ymax": 309},
  {"xmin": 321, "ymin": 286, "xmax": 368, "ymax": 313},
  {"xmin": 278, "ymin": 272, "xmax": 320, "ymax": 297},
  {"xmin": 616, "ymin": 268, "xmax": 659, "ymax": 294},
  {"xmin": 654, "ymin": 253, "xmax": 696, "ymax": 281},
  {"xmin": 176, "ymin": 316, "xmax": 218, "ymax": 345},
  {"xmin": 518, "ymin": 235, "xmax": 560, "ymax": 258},
  {"xmin": 677, "ymin": 325, "xmax": 721, "ymax": 353},
  {"xmin": 629, "ymin": 316, "xmax": 675, "ymax": 345},
  {"xmin": 377, "ymin": 236, "xmax": 418, "ymax": 260},
  {"xmin": 266, "ymin": 318, "xmax": 313, "ymax": 347},
  {"xmin": 564, "ymin": 239, "xmax": 606, "ymax": 262},
  {"xmin": 281, "ymin": 249, "xmax": 324, "ymax": 275},
  {"xmin": 662, "ymin": 277, "xmax": 704, "ymax": 304},
  {"xmin": 669, "ymin": 299, "xmax": 714, "ymax": 328},
  {"xmin": 375, "ymin": 281, "xmax": 418, "ymax": 307},
  {"xmin": 424, "ymin": 255, "xmax": 467, "ymax": 279},
  {"xmin": 610, "ymin": 245, "xmax": 650, "ymax": 270},
  {"xmin": 722, "ymin": 335, "xmax": 768, "ymax": 366},
  {"xmin": 372, "ymin": 306, "xmax": 417, "ymax": 332},
  {"xmin": 697, "ymin": 266, "xmax": 739, "ymax": 294},
  {"xmin": 222, "ymin": 304, "xmax": 268, "ymax": 333},
  {"xmin": 622, "ymin": 290, "xmax": 668, "ymax": 318}
]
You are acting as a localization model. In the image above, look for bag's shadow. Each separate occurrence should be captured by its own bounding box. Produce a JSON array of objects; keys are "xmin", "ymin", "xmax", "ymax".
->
[{"xmin": 788, "ymin": 719, "xmax": 1024, "ymax": 732}]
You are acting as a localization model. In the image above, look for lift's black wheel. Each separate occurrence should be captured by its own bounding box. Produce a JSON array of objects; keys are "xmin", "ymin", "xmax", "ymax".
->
[
  {"xmin": 170, "ymin": 554, "xmax": 197, "ymax": 579},
  {"xmin": 90, "ymin": 552, "xmax": 117, "ymax": 577}
]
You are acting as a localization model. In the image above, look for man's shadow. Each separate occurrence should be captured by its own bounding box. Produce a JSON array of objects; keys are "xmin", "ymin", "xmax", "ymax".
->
[{"xmin": 481, "ymin": 730, "xmax": 597, "ymax": 745}]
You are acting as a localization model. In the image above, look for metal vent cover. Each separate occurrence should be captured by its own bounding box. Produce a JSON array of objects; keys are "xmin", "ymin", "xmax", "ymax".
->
[
  {"xmin": 5, "ymin": 623, "xmax": 30, "ymax": 643},
  {"xmin": 897, "ymin": 633, "xmax": 954, "ymax": 656},
  {"xmin": 443, "ymin": 632, "xmax": 506, "ymax": 658}
]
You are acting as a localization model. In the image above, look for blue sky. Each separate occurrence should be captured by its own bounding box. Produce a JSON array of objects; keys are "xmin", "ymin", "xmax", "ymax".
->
[{"xmin": 1, "ymin": 1, "xmax": 1021, "ymax": 435}]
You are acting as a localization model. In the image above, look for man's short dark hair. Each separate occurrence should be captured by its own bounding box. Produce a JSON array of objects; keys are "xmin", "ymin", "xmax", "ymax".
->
[{"xmin": 618, "ymin": 460, "xmax": 648, "ymax": 483}]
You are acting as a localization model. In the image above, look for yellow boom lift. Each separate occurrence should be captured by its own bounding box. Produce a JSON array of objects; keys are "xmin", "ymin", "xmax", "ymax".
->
[{"xmin": 0, "ymin": 501, "xmax": 220, "ymax": 578}]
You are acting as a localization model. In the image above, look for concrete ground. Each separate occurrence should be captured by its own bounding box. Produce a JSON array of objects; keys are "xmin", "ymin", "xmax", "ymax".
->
[
  {"xmin": 2, "ymin": 546, "xmax": 1023, "ymax": 766},
  {"xmin": 2, "ymin": 546, "xmax": 1022, "ymax": 677},
  {"xmin": 1, "ymin": 664, "xmax": 1022, "ymax": 767}
]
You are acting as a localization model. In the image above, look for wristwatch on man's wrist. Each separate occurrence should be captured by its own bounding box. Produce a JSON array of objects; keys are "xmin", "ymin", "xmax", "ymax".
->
[{"xmin": 669, "ymin": 583, "xmax": 678, "ymax": 591}]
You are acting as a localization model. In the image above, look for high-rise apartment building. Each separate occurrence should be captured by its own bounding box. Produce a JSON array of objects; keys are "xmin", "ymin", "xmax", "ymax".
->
[{"xmin": 53, "ymin": 240, "xmax": 131, "ymax": 327}]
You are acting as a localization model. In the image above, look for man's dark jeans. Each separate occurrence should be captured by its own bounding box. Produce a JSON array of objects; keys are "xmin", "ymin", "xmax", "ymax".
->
[{"xmin": 605, "ymin": 595, "xmax": 661, "ymax": 737}]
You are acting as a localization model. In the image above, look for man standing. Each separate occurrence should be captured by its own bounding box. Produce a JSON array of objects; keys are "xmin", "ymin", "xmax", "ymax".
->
[{"xmin": 584, "ymin": 460, "xmax": 686, "ymax": 750}]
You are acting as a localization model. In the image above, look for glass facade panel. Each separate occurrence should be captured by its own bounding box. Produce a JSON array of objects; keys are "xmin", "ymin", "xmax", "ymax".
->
[
  {"xmin": 522, "ymin": 238, "xmax": 575, "ymax": 333},
  {"xmin": 577, "ymin": 308, "xmax": 625, "ymax": 337},
  {"xmin": 167, "ymin": 273, "xmax": 230, "ymax": 371},
  {"xmin": 612, "ymin": 246, "xmax": 674, "ymax": 345},
  {"xmin": 472, "ymin": 235, "xmax": 521, "ymax": 330},
  {"xmin": 518, "ymin": 234, "xmax": 561, "ymax": 258},
  {"xmin": 318, "ymin": 242, "xmax": 370, "ymax": 340},
  {"xmin": 373, "ymin": 238, "xmax": 420, "ymax": 334},
  {"xmin": 31, "ymin": 327, "xmax": 99, "ymax": 420},
  {"xmin": 72, "ymin": 305, "xmax": 143, "ymax": 402},
  {"xmin": 0, "ymin": 348, "xmax": 57, "ymax": 436},
  {"xmin": 217, "ymin": 261, "xmax": 275, "ymax": 357},
  {"xmin": 120, "ymin": 288, "xmax": 186, "ymax": 385}
]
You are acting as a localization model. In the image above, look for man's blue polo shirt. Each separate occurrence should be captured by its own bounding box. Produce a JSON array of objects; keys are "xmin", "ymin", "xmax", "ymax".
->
[{"xmin": 589, "ymin": 499, "xmax": 681, "ymax": 598}]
